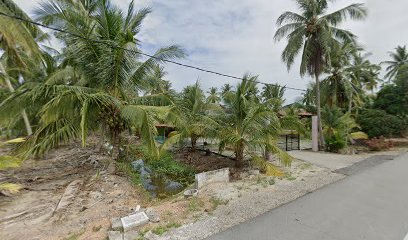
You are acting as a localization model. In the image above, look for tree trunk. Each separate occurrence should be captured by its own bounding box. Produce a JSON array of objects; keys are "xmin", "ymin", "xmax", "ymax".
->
[
  {"xmin": 191, "ymin": 136, "xmax": 197, "ymax": 152},
  {"xmin": 315, "ymin": 73, "xmax": 325, "ymax": 149},
  {"xmin": 0, "ymin": 63, "xmax": 33, "ymax": 136},
  {"xmin": 99, "ymin": 122, "xmax": 106, "ymax": 153},
  {"xmin": 235, "ymin": 142, "xmax": 244, "ymax": 168},
  {"xmin": 348, "ymin": 92, "xmax": 353, "ymax": 114}
]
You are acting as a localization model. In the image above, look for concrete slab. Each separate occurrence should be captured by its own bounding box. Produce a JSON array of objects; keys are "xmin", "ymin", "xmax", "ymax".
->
[
  {"xmin": 195, "ymin": 168, "xmax": 229, "ymax": 189},
  {"xmin": 289, "ymin": 150, "xmax": 400, "ymax": 171},
  {"xmin": 208, "ymin": 153, "xmax": 408, "ymax": 240},
  {"xmin": 111, "ymin": 217, "xmax": 123, "ymax": 231},
  {"xmin": 121, "ymin": 212, "xmax": 149, "ymax": 232},
  {"xmin": 123, "ymin": 230, "xmax": 139, "ymax": 240},
  {"xmin": 108, "ymin": 231, "xmax": 123, "ymax": 240}
]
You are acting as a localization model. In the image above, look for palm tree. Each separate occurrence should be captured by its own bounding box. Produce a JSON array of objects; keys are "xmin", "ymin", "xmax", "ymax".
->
[
  {"xmin": 320, "ymin": 41, "xmax": 358, "ymax": 108},
  {"xmin": 206, "ymin": 87, "xmax": 221, "ymax": 104},
  {"xmin": 1, "ymin": 0, "xmax": 184, "ymax": 160},
  {"xmin": 345, "ymin": 52, "xmax": 380, "ymax": 112},
  {"xmin": 0, "ymin": 1, "xmax": 46, "ymax": 135},
  {"xmin": 274, "ymin": 0, "xmax": 367, "ymax": 148},
  {"xmin": 382, "ymin": 45, "xmax": 408, "ymax": 81},
  {"xmin": 218, "ymin": 74, "xmax": 291, "ymax": 168},
  {"xmin": 168, "ymin": 82, "xmax": 218, "ymax": 151},
  {"xmin": 141, "ymin": 65, "xmax": 176, "ymax": 95},
  {"xmin": 0, "ymin": 0, "xmax": 44, "ymax": 64},
  {"xmin": 261, "ymin": 85, "xmax": 286, "ymax": 113}
]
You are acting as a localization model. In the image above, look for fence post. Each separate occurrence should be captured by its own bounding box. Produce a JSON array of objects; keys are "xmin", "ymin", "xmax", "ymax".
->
[
  {"xmin": 298, "ymin": 134, "xmax": 300, "ymax": 150},
  {"xmin": 285, "ymin": 135, "xmax": 288, "ymax": 151},
  {"xmin": 312, "ymin": 116, "xmax": 319, "ymax": 152}
]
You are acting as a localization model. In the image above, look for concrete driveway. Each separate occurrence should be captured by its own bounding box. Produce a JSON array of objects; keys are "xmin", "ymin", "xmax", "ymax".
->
[{"xmin": 208, "ymin": 152, "xmax": 408, "ymax": 240}]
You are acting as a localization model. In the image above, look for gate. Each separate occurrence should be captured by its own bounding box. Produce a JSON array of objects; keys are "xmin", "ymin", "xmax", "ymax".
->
[{"xmin": 277, "ymin": 133, "xmax": 300, "ymax": 151}]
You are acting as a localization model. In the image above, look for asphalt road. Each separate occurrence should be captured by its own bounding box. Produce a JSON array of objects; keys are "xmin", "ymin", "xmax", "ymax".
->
[{"xmin": 207, "ymin": 152, "xmax": 408, "ymax": 240}]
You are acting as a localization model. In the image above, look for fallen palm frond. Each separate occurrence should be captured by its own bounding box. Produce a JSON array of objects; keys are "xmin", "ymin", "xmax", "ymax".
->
[
  {"xmin": 0, "ymin": 155, "xmax": 23, "ymax": 170},
  {"xmin": 251, "ymin": 155, "xmax": 285, "ymax": 177},
  {"xmin": 0, "ymin": 183, "xmax": 23, "ymax": 196}
]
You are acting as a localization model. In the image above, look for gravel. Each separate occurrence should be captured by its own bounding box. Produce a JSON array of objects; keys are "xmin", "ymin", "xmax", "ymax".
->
[{"xmin": 157, "ymin": 169, "xmax": 344, "ymax": 240}]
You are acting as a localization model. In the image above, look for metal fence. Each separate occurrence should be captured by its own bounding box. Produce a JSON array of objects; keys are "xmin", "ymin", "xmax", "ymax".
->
[{"xmin": 277, "ymin": 134, "xmax": 301, "ymax": 151}]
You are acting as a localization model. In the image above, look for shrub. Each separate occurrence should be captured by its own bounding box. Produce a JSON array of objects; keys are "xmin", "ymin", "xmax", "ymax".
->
[
  {"xmin": 356, "ymin": 109, "xmax": 406, "ymax": 138},
  {"xmin": 325, "ymin": 134, "xmax": 346, "ymax": 153}
]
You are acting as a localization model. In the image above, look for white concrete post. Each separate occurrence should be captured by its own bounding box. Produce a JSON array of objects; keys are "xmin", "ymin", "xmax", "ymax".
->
[{"xmin": 312, "ymin": 116, "xmax": 319, "ymax": 152}]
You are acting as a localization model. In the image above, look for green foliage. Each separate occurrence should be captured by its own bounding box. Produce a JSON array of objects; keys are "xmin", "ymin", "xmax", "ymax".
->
[
  {"xmin": 218, "ymin": 74, "xmax": 293, "ymax": 167},
  {"xmin": 152, "ymin": 222, "xmax": 181, "ymax": 236},
  {"xmin": 321, "ymin": 106, "xmax": 359, "ymax": 151},
  {"xmin": 374, "ymin": 85, "xmax": 408, "ymax": 116},
  {"xmin": 357, "ymin": 109, "xmax": 406, "ymax": 138},
  {"xmin": 325, "ymin": 133, "xmax": 346, "ymax": 153},
  {"xmin": 140, "ymin": 147, "xmax": 195, "ymax": 186},
  {"xmin": 382, "ymin": 45, "xmax": 408, "ymax": 81},
  {"xmin": 116, "ymin": 160, "xmax": 142, "ymax": 185}
]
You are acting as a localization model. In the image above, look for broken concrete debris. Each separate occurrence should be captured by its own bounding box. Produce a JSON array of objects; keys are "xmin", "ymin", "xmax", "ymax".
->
[
  {"xmin": 108, "ymin": 231, "xmax": 123, "ymax": 240},
  {"xmin": 146, "ymin": 208, "xmax": 160, "ymax": 223},
  {"xmin": 111, "ymin": 217, "xmax": 123, "ymax": 231},
  {"xmin": 121, "ymin": 212, "xmax": 149, "ymax": 232}
]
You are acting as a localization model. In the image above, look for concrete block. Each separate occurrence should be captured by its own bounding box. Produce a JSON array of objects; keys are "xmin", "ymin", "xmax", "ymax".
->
[
  {"xmin": 195, "ymin": 168, "xmax": 230, "ymax": 189},
  {"xmin": 121, "ymin": 212, "xmax": 149, "ymax": 232},
  {"xmin": 123, "ymin": 230, "xmax": 139, "ymax": 240},
  {"xmin": 146, "ymin": 208, "xmax": 160, "ymax": 223},
  {"xmin": 111, "ymin": 217, "xmax": 123, "ymax": 231},
  {"xmin": 108, "ymin": 231, "xmax": 123, "ymax": 240}
]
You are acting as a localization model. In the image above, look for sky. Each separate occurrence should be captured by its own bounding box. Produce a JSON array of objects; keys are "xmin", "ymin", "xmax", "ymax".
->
[{"xmin": 14, "ymin": 0, "xmax": 408, "ymax": 102}]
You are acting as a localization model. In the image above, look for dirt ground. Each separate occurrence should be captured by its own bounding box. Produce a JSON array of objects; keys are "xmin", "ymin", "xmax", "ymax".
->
[
  {"xmin": 0, "ymin": 141, "xmax": 246, "ymax": 240},
  {"xmin": 0, "ymin": 140, "xmax": 147, "ymax": 240}
]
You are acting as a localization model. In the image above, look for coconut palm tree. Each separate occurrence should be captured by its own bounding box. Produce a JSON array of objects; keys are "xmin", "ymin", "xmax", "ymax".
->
[
  {"xmin": 274, "ymin": 0, "xmax": 367, "ymax": 148},
  {"xmin": 320, "ymin": 41, "xmax": 359, "ymax": 108},
  {"xmin": 0, "ymin": 0, "xmax": 44, "ymax": 64},
  {"xmin": 168, "ymin": 82, "xmax": 218, "ymax": 151},
  {"xmin": 1, "ymin": 0, "xmax": 184, "ymax": 159},
  {"xmin": 218, "ymin": 74, "xmax": 291, "ymax": 168},
  {"xmin": 0, "ymin": 1, "xmax": 47, "ymax": 135},
  {"xmin": 206, "ymin": 87, "xmax": 221, "ymax": 104},
  {"xmin": 261, "ymin": 85, "xmax": 286, "ymax": 113},
  {"xmin": 141, "ymin": 65, "xmax": 176, "ymax": 96},
  {"xmin": 382, "ymin": 45, "xmax": 408, "ymax": 81}
]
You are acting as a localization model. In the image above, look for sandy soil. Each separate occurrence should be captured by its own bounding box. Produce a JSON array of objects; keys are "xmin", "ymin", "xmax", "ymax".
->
[{"xmin": 0, "ymin": 141, "xmax": 146, "ymax": 240}]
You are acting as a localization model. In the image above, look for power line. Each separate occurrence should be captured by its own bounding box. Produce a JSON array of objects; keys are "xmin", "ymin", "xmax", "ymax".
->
[{"xmin": 0, "ymin": 11, "xmax": 308, "ymax": 92}]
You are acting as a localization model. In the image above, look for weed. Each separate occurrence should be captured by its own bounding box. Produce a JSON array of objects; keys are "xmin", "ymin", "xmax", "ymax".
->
[
  {"xmin": 286, "ymin": 175, "xmax": 296, "ymax": 181},
  {"xmin": 188, "ymin": 198, "xmax": 205, "ymax": 212},
  {"xmin": 210, "ymin": 197, "xmax": 228, "ymax": 211},
  {"xmin": 152, "ymin": 222, "xmax": 181, "ymax": 236},
  {"xmin": 152, "ymin": 226, "xmax": 168, "ymax": 235},
  {"xmin": 65, "ymin": 229, "xmax": 85, "ymax": 240},
  {"xmin": 269, "ymin": 178, "xmax": 275, "ymax": 185},
  {"xmin": 299, "ymin": 163, "xmax": 312, "ymax": 170},
  {"xmin": 92, "ymin": 225, "xmax": 102, "ymax": 232},
  {"xmin": 116, "ymin": 161, "xmax": 141, "ymax": 185}
]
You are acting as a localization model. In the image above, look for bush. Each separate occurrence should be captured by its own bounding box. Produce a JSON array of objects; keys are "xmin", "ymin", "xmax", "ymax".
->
[
  {"xmin": 356, "ymin": 109, "xmax": 406, "ymax": 138},
  {"xmin": 144, "ymin": 151, "xmax": 195, "ymax": 186},
  {"xmin": 325, "ymin": 134, "xmax": 346, "ymax": 153}
]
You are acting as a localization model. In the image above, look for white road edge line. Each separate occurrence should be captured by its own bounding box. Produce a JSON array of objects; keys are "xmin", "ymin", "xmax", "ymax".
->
[{"xmin": 404, "ymin": 232, "xmax": 408, "ymax": 240}]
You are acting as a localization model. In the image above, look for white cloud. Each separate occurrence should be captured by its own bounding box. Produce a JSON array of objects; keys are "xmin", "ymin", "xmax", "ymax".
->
[{"xmin": 13, "ymin": 0, "xmax": 408, "ymax": 102}]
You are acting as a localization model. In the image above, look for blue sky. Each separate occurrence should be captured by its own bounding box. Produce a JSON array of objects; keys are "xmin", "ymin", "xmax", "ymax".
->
[{"xmin": 14, "ymin": 0, "xmax": 408, "ymax": 102}]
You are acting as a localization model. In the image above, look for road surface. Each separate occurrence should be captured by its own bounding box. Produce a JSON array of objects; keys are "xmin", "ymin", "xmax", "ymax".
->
[{"xmin": 207, "ymin": 152, "xmax": 408, "ymax": 240}]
